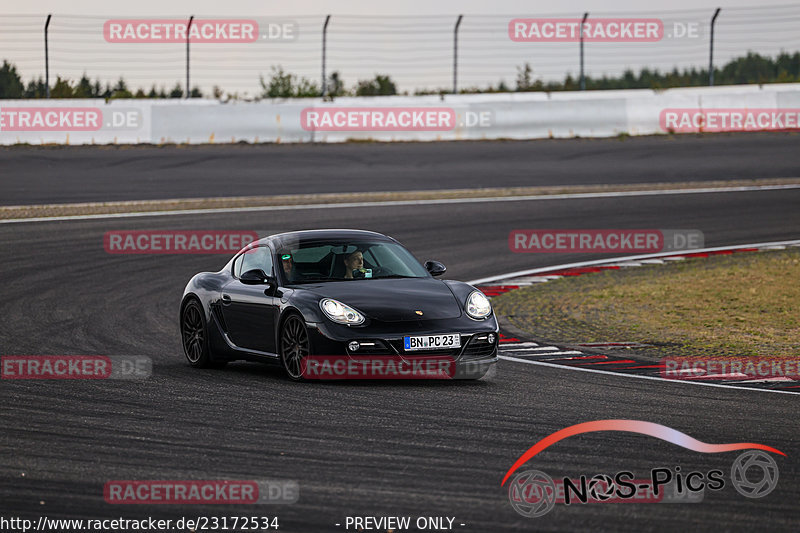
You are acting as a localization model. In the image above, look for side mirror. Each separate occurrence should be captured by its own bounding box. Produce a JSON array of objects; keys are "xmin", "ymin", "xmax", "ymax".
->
[
  {"xmin": 424, "ymin": 260, "xmax": 447, "ymax": 277},
  {"xmin": 240, "ymin": 269, "xmax": 269, "ymax": 285}
]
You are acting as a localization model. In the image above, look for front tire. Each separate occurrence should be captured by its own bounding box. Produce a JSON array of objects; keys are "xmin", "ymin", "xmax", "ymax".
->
[
  {"xmin": 181, "ymin": 299, "xmax": 226, "ymax": 368},
  {"xmin": 280, "ymin": 314, "xmax": 310, "ymax": 381}
]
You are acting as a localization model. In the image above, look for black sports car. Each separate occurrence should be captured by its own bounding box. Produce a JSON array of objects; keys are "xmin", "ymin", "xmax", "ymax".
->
[{"xmin": 180, "ymin": 229, "xmax": 498, "ymax": 380}]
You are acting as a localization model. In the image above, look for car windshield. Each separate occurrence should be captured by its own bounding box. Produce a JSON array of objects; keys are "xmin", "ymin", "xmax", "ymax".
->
[{"xmin": 276, "ymin": 239, "xmax": 429, "ymax": 284}]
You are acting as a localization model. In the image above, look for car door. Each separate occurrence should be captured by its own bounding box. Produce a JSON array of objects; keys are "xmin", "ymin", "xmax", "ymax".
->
[{"xmin": 220, "ymin": 245, "xmax": 280, "ymax": 355}]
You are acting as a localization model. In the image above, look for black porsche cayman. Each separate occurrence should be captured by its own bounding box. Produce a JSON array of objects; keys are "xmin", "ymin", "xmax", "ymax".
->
[{"xmin": 180, "ymin": 229, "xmax": 498, "ymax": 380}]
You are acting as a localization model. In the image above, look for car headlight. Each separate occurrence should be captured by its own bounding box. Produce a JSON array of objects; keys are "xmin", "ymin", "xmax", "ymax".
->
[
  {"xmin": 466, "ymin": 290, "xmax": 492, "ymax": 319},
  {"xmin": 320, "ymin": 298, "xmax": 365, "ymax": 325}
]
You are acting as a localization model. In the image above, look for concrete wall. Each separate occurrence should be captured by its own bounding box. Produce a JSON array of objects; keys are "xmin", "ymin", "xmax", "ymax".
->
[{"xmin": 1, "ymin": 83, "xmax": 798, "ymax": 145}]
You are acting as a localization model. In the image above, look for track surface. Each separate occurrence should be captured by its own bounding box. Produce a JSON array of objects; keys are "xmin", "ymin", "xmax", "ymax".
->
[
  {"xmin": 2, "ymin": 132, "xmax": 800, "ymax": 205},
  {"xmin": 1, "ymin": 138, "xmax": 800, "ymax": 531}
]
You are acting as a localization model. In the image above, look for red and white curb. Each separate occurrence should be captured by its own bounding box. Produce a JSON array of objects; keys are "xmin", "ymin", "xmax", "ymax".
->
[
  {"xmin": 473, "ymin": 239, "xmax": 800, "ymax": 395},
  {"xmin": 470, "ymin": 239, "xmax": 800, "ymax": 297}
]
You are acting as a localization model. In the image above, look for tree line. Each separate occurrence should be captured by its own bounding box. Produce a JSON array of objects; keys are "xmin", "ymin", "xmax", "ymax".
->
[
  {"xmin": 1, "ymin": 51, "xmax": 798, "ymax": 100},
  {"xmin": 506, "ymin": 51, "xmax": 800, "ymax": 93}
]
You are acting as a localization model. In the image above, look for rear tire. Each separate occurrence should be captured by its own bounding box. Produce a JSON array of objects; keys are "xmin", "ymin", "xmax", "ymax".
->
[{"xmin": 181, "ymin": 299, "xmax": 226, "ymax": 368}]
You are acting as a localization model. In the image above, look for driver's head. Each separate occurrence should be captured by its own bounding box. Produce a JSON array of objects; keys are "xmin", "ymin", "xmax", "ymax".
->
[
  {"xmin": 344, "ymin": 250, "xmax": 363, "ymax": 271},
  {"xmin": 281, "ymin": 253, "xmax": 293, "ymax": 275}
]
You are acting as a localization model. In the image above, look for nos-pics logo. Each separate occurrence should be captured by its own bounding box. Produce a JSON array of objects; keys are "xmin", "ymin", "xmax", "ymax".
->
[{"xmin": 502, "ymin": 420, "xmax": 783, "ymax": 518}]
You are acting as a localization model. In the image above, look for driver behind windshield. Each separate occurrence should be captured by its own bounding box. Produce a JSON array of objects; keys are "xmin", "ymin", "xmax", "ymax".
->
[
  {"xmin": 343, "ymin": 249, "xmax": 370, "ymax": 279},
  {"xmin": 281, "ymin": 253, "xmax": 299, "ymax": 282}
]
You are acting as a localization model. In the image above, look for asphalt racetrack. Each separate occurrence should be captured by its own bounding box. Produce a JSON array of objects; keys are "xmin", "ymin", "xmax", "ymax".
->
[
  {"xmin": 2, "ymin": 132, "xmax": 800, "ymax": 205},
  {"xmin": 1, "ymin": 136, "xmax": 799, "ymax": 531}
]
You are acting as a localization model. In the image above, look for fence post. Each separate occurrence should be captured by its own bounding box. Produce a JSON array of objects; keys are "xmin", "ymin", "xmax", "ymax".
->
[
  {"xmin": 44, "ymin": 14, "xmax": 52, "ymax": 98},
  {"xmin": 579, "ymin": 12, "xmax": 588, "ymax": 90},
  {"xmin": 453, "ymin": 15, "xmax": 463, "ymax": 94},
  {"xmin": 186, "ymin": 15, "xmax": 194, "ymax": 98},
  {"xmin": 321, "ymin": 15, "xmax": 331, "ymax": 96},
  {"xmin": 709, "ymin": 8, "xmax": 721, "ymax": 86}
]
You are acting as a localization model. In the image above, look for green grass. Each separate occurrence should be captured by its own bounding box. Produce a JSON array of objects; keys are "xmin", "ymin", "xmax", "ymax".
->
[{"xmin": 493, "ymin": 248, "xmax": 800, "ymax": 357}]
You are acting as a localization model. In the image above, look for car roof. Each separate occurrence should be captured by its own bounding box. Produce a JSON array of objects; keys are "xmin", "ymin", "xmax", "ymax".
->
[{"xmin": 259, "ymin": 229, "xmax": 395, "ymax": 248}]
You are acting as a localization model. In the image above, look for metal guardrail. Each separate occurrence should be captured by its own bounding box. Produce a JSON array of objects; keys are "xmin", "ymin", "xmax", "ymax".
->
[{"xmin": 1, "ymin": 5, "xmax": 800, "ymax": 98}]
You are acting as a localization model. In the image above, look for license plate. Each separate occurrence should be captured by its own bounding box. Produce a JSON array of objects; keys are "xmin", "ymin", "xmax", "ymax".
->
[{"xmin": 404, "ymin": 334, "xmax": 461, "ymax": 351}]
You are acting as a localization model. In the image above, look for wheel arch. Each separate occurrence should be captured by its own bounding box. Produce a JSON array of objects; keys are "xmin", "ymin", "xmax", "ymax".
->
[
  {"xmin": 277, "ymin": 306, "xmax": 313, "ymax": 351},
  {"xmin": 180, "ymin": 292, "xmax": 204, "ymax": 321},
  {"xmin": 277, "ymin": 305, "xmax": 308, "ymax": 333}
]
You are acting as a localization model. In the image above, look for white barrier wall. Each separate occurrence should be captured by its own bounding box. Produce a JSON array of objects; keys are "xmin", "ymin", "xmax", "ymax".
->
[{"xmin": 1, "ymin": 83, "xmax": 799, "ymax": 145}]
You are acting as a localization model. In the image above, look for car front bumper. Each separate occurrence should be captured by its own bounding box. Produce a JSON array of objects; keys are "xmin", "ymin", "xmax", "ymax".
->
[{"xmin": 305, "ymin": 316, "xmax": 499, "ymax": 379}]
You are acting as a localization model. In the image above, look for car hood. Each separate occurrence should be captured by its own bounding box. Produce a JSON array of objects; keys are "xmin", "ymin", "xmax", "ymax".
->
[{"xmin": 306, "ymin": 278, "xmax": 463, "ymax": 321}]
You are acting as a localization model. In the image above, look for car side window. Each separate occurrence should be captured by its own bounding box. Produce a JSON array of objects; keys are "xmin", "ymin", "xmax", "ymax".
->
[{"xmin": 234, "ymin": 246, "xmax": 273, "ymax": 278}]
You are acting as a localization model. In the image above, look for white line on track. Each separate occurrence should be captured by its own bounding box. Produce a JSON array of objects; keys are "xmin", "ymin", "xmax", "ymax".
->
[
  {"xmin": 501, "ymin": 341, "xmax": 539, "ymax": 347},
  {"xmin": 504, "ymin": 346, "xmax": 562, "ymax": 352},
  {"xmin": 468, "ymin": 239, "xmax": 800, "ymax": 285},
  {"xmin": 2, "ymin": 183, "xmax": 799, "ymax": 224},
  {"xmin": 499, "ymin": 355, "xmax": 800, "ymax": 395}
]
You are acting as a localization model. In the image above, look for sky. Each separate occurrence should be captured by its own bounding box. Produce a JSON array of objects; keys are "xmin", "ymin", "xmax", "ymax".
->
[
  {"xmin": 2, "ymin": 0, "xmax": 797, "ymax": 97},
  {"xmin": 4, "ymin": 0, "xmax": 767, "ymax": 16}
]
